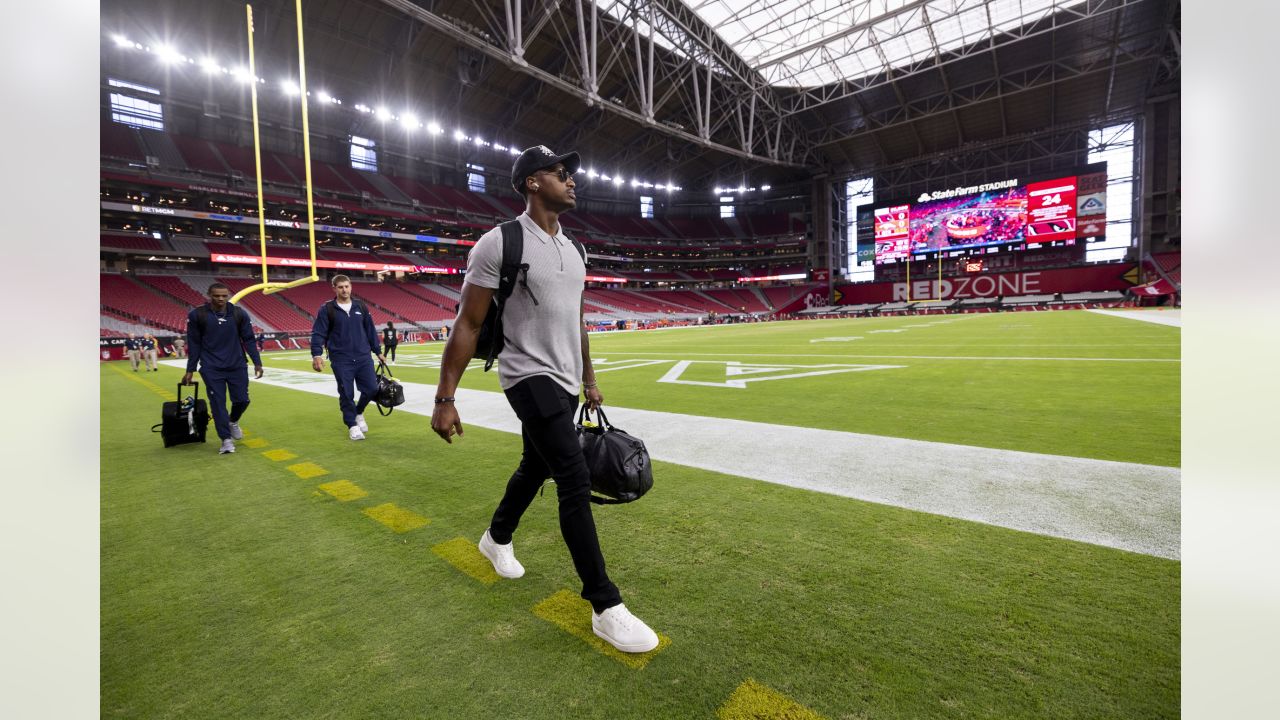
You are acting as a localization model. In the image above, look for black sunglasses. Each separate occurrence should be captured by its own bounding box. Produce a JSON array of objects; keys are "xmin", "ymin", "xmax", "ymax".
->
[{"xmin": 537, "ymin": 167, "xmax": 575, "ymax": 182}]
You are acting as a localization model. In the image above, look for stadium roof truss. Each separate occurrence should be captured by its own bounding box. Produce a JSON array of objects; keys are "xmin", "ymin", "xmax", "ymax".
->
[{"xmin": 102, "ymin": 0, "xmax": 1177, "ymax": 185}]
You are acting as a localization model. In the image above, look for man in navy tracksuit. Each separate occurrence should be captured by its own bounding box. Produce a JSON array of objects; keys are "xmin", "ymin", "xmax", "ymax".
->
[
  {"xmin": 182, "ymin": 282, "xmax": 264, "ymax": 454},
  {"xmin": 311, "ymin": 274, "xmax": 385, "ymax": 440}
]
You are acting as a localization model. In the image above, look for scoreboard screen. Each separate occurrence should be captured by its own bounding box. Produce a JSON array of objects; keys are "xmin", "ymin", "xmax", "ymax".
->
[{"xmin": 871, "ymin": 170, "xmax": 1107, "ymax": 264}]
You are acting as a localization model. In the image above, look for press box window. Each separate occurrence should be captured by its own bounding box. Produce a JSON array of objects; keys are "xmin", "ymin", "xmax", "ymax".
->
[
  {"xmin": 350, "ymin": 136, "xmax": 377, "ymax": 172},
  {"xmin": 467, "ymin": 164, "xmax": 485, "ymax": 193},
  {"xmin": 108, "ymin": 77, "xmax": 163, "ymax": 130},
  {"xmin": 719, "ymin": 196, "xmax": 735, "ymax": 218}
]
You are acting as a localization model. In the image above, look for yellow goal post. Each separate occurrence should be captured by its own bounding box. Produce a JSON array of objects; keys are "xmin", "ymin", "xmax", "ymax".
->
[{"xmin": 230, "ymin": 1, "xmax": 321, "ymax": 305}]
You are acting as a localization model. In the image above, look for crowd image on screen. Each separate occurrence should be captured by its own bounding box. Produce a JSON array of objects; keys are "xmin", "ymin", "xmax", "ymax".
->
[{"xmin": 907, "ymin": 188, "xmax": 1028, "ymax": 253}]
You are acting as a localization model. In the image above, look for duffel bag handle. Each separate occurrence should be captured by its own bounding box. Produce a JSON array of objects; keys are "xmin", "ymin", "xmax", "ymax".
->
[
  {"xmin": 577, "ymin": 404, "xmax": 612, "ymax": 430},
  {"xmin": 377, "ymin": 359, "xmax": 394, "ymax": 377}
]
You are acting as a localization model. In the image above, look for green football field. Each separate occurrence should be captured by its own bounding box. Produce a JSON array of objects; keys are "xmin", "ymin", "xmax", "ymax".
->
[{"xmin": 101, "ymin": 310, "xmax": 1180, "ymax": 718}]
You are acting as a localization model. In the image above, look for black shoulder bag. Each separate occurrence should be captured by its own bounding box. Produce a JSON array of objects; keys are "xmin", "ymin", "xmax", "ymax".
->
[{"xmin": 374, "ymin": 359, "xmax": 405, "ymax": 416}]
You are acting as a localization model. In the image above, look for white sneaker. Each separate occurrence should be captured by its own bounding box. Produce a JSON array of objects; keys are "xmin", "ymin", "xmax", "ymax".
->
[
  {"xmin": 219, "ymin": 439, "xmax": 236, "ymax": 454},
  {"xmin": 228, "ymin": 422, "xmax": 243, "ymax": 440},
  {"xmin": 349, "ymin": 425, "xmax": 365, "ymax": 441},
  {"xmin": 355, "ymin": 414, "xmax": 368, "ymax": 432},
  {"xmin": 478, "ymin": 529, "xmax": 525, "ymax": 578},
  {"xmin": 592, "ymin": 604, "xmax": 659, "ymax": 653}
]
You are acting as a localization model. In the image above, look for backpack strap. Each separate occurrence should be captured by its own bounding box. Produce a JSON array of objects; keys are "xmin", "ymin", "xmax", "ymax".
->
[
  {"xmin": 195, "ymin": 303, "xmax": 249, "ymax": 336},
  {"xmin": 497, "ymin": 221, "xmax": 525, "ymax": 302},
  {"xmin": 562, "ymin": 229, "xmax": 587, "ymax": 266}
]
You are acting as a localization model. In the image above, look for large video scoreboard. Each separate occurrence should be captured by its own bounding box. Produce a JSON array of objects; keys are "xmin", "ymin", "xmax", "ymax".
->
[{"xmin": 871, "ymin": 167, "xmax": 1109, "ymax": 265}]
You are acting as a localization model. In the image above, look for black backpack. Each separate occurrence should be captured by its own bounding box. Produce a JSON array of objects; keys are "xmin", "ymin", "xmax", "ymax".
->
[{"xmin": 472, "ymin": 220, "xmax": 585, "ymax": 372}]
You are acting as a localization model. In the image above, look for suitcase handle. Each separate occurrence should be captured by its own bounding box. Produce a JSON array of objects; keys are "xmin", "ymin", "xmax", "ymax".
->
[{"xmin": 177, "ymin": 381, "xmax": 200, "ymax": 402}]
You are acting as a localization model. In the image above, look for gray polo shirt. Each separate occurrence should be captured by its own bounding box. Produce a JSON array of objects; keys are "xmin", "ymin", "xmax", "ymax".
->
[{"xmin": 464, "ymin": 212, "xmax": 585, "ymax": 395}]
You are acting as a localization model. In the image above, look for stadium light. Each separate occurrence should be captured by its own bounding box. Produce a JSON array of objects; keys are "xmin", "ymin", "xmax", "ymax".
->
[
  {"xmin": 427, "ymin": 121, "xmax": 444, "ymax": 135},
  {"xmin": 154, "ymin": 44, "xmax": 183, "ymax": 65},
  {"xmin": 509, "ymin": 147, "xmax": 520, "ymax": 155},
  {"xmin": 375, "ymin": 107, "xmax": 392, "ymax": 121},
  {"xmin": 453, "ymin": 129, "xmax": 466, "ymax": 142},
  {"xmin": 112, "ymin": 34, "xmax": 131, "ymax": 48},
  {"xmin": 493, "ymin": 143, "xmax": 506, "ymax": 151},
  {"xmin": 761, "ymin": 184, "xmax": 772, "ymax": 191},
  {"xmin": 613, "ymin": 176, "xmax": 623, "ymax": 187},
  {"xmin": 401, "ymin": 113, "xmax": 418, "ymax": 129},
  {"xmin": 473, "ymin": 136, "xmax": 486, "ymax": 146},
  {"xmin": 232, "ymin": 67, "xmax": 253, "ymax": 84},
  {"xmin": 281, "ymin": 80, "xmax": 299, "ymax": 96},
  {"xmin": 199, "ymin": 57, "xmax": 219, "ymax": 74}
]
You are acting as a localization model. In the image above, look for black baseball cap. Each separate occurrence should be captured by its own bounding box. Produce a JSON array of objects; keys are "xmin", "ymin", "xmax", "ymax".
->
[{"xmin": 511, "ymin": 145, "xmax": 581, "ymax": 193}]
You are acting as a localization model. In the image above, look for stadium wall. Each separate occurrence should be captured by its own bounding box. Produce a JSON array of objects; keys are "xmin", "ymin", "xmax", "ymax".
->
[{"xmin": 833, "ymin": 263, "xmax": 1136, "ymax": 304}]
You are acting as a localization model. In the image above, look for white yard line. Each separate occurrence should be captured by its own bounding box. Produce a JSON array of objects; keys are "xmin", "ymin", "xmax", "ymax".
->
[
  {"xmin": 580, "ymin": 351, "xmax": 1180, "ymax": 363},
  {"xmin": 167, "ymin": 361, "xmax": 1181, "ymax": 559},
  {"xmin": 1086, "ymin": 308, "xmax": 1182, "ymax": 327}
]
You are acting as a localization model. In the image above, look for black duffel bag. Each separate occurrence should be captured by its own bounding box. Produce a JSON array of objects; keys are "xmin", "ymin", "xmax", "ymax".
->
[
  {"xmin": 576, "ymin": 406, "xmax": 653, "ymax": 505},
  {"xmin": 374, "ymin": 360, "xmax": 405, "ymax": 416}
]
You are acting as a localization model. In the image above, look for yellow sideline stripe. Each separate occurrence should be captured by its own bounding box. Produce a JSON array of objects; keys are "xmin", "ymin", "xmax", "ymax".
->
[
  {"xmin": 241, "ymin": 437, "xmax": 269, "ymax": 449},
  {"xmin": 262, "ymin": 449, "xmax": 298, "ymax": 462},
  {"xmin": 317, "ymin": 480, "xmax": 368, "ymax": 502},
  {"xmin": 716, "ymin": 679, "xmax": 827, "ymax": 720},
  {"xmin": 531, "ymin": 589, "xmax": 671, "ymax": 669},
  {"xmin": 108, "ymin": 364, "xmax": 175, "ymax": 401},
  {"xmin": 362, "ymin": 503, "xmax": 430, "ymax": 533},
  {"xmin": 431, "ymin": 537, "xmax": 499, "ymax": 585},
  {"xmin": 286, "ymin": 461, "xmax": 329, "ymax": 479}
]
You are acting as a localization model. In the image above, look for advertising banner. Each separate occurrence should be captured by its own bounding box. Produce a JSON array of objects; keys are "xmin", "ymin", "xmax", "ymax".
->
[{"xmin": 833, "ymin": 264, "xmax": 1136, "ymax": 303}]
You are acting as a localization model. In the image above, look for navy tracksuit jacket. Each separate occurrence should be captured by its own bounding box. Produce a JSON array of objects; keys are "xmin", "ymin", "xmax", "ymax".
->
[
  {"xmin": 310, "ymin": 299, "xmax": 381, "ymax": 428},
  {"xmin": 185, "ymin": 303, "xmax": 262, "ymax": 440}
]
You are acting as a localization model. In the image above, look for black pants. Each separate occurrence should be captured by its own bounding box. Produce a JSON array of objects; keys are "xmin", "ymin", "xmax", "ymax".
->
[
  {"xmin": 490, "ymin": 375, "xmax": 622, "ymax": 613},
  {"xmin": 384, "ymin": 343, "xmax": 397, "ymax": 361}
]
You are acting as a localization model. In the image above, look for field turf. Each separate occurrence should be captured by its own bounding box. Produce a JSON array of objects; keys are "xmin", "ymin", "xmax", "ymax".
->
[{"xmin": 101, "ymin": 311, "xmax": 1179, "ymax": 718}]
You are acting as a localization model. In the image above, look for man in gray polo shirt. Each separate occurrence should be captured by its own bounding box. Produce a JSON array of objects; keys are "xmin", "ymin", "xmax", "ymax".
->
[{"xmin": 430, "ymin": 145, "xmax": 660, "ymax": 654}]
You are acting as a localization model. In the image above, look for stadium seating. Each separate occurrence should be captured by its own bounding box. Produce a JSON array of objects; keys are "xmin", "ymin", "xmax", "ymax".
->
[
  {"xmin": 100, "ymin": 274, "xmax": 191, "ymax": 332},
  {"xmin": 101, "ymin": 233, "xmax": 167, "ymax": 252},
  {"xmin": 1060, "ymin": 291, "xmax": 1127, "ymax": 303},
  {"xmin": 101, "ymin": 119, "xmax": 144, "ymax": 162},
  {"xmin": 320, "ymin": 247, "xmax": 386, "ymax": 264},
  {"xmin": 397, "ymin": 283, "xmax": 461, "ymax": 312},
  {"xmin": 701, "ymin": 289, "xmax": 769, "ymax": 313},
  {"xmin": 134, "ymin": 275, "xmax": 209, "ymax": 308},
  {"xmin": 355, "ymin": 283, "xmax": 454, "ymax": 323},
  {"xmin": 211, "ymin": 276, "xmax": 310, "ymax": 333},
  {"xmin": 170, "ymin": 135, "xmax": 230, "ymax": 174},
  {"xmin": 761, "ymin": 284, "xmax": 822, "ymax": 311},
  {"xmin": 1001, "ymin": 294, "xmax": 1058, "ymax": 306},
  {"xmin": 211, "ymin": 142, "xmax": 297, "ymax": 186},
  {"xmin": 205, "ymin": 241, "xmax": 253, "ymax": 255}
]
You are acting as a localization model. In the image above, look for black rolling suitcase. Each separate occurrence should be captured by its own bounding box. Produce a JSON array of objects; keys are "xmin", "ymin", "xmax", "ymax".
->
[{"xmin": 152, "ymin": 382, "xmax": 210, "ymax": 447}]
